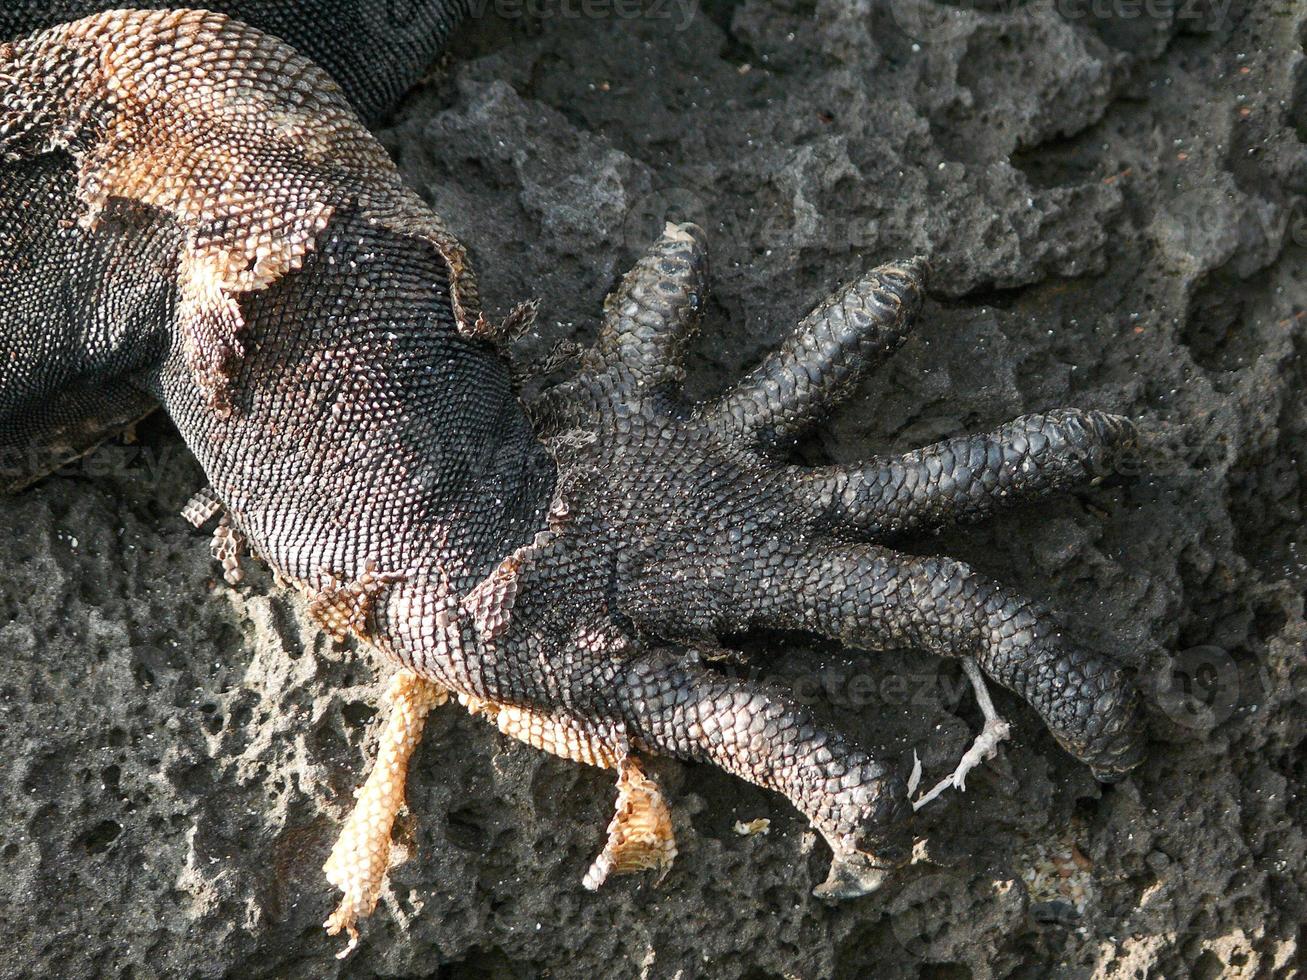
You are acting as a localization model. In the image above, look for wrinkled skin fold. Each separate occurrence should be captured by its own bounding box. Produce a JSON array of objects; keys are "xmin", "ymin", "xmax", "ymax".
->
[{"xmin": 0, "ymin": 3, "xmax": 1145, "ymax": 952}]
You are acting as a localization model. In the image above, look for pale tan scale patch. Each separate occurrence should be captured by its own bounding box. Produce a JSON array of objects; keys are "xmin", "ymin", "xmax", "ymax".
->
[
  {"xmin": 173, "ymin": 257, "xmax": 251, "ymax": 413},
  {"xmin": 461, "ymin": 556, "xmax": 524, "ymax": 642},
  {"xmin": 209, "ymin": 515, "xmax": 245, "ymax": 586},
  {"xmin": 323, "ymin": 671, "xmax": 449, "ymax": 959},
  {"xmin": 308, "ymin": 559, "xmax": 405, "ymax": 643},
  {"xmin": 180, "ymin": 486, "xmax": 223, "ymax": 528},
  {"xmin": 461, "ymin": 527, "xmax": 558, "ymax": 641},
  {"xmin": 0, "ymin": 9, "xmax": 482, "ymax": 411},
  {"xmin": 458, "ymin": 693, "xmax": 623, "ymax": 769},
  {"xmin": 583, "ymin": 756, "xmax": 678, "ymax": 891},
  {"xmin": 454, "ymin": 692, "xmax": 677, "ymax": 890}
]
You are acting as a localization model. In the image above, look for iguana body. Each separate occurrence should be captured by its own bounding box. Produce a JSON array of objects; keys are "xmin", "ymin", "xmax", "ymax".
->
[{"xmin": 0, "ymin": 3, "xmax": 1145, "ymax": 953}]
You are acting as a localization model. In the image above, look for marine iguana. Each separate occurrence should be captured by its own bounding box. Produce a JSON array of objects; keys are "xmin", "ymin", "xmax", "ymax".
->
[{"xmin": 0, "ymin": 2, "xmax": 1145, "ymax": 955}]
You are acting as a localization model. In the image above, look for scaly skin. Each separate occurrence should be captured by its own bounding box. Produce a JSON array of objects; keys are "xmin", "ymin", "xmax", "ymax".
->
[
  {"xmin": 0, "ymin": 5, "xmax": 1145, "ymax": 950},
  {"xmin": 0, "ymin": 0, "xmax": 468, "ymax": 125}
]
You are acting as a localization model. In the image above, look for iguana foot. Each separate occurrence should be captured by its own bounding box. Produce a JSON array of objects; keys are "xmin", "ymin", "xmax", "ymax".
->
[{"xmin": 497, "ymin": 223, "xmax": 1144, "ymax": 892}]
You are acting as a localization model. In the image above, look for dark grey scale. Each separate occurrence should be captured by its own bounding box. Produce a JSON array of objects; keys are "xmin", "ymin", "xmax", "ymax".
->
[{"xmin": 0, "ymin": 151, "xmax": 175, "ymax": 491}]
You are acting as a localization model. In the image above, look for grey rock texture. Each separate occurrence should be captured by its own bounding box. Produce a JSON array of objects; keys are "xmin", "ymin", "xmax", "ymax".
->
[{"xmin": 2, "ymin": 0, "xmax": 1305, "ymax": 976}]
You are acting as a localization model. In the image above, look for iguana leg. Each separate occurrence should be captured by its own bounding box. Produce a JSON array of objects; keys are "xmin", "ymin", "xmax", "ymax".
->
[{"xmin": 323, "ymin": 670, "xmax": 448, "ymax": 958}]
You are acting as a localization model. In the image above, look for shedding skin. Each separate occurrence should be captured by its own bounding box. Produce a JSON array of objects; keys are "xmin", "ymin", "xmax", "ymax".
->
[
  {"xmin": 457, "ymin": 694, "xmax": 677, "ymax": 890},
  {"xmin": 322, "ymin": 670, "xmax": 679, "ymax": 957},
  {"xmin": 0, "ymin": 11, "xmax": 1148, "ymax": 956},
  {"xmin": 582, "ymin": 756, "xmax": 678, "ymax": 891},
  {"xmin": 323, "ymin": 670, "xmax": 448, "ymax": 957}
]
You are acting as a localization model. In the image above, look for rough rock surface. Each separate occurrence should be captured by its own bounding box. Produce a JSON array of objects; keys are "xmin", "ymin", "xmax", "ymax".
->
[{"xmin": 2, "ymin": 0, "xmax": 1305, "ymax": 976}]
